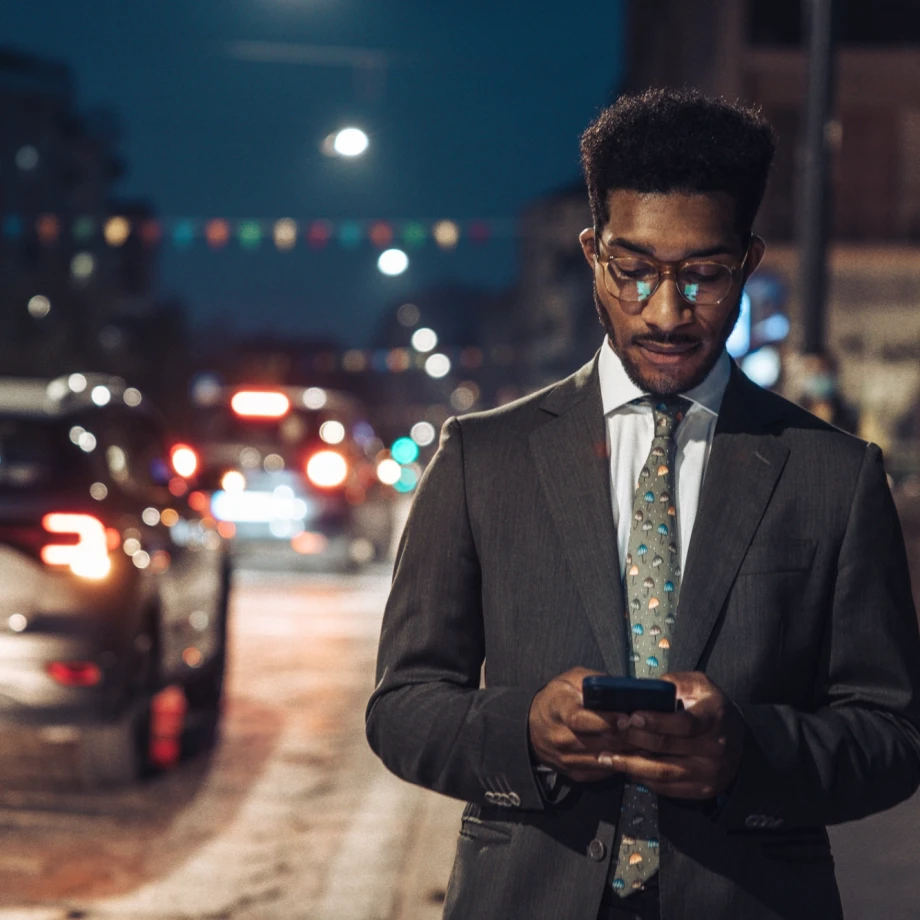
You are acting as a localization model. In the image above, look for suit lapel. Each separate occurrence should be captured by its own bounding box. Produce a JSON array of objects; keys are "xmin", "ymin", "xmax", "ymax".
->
[
  {"xmin": 669, "ymin": 367, "xmax": 789, "ymax": 673},
  {"xmin": 530, "ymin": 358, "xmax": 629, "ymax": 676}
]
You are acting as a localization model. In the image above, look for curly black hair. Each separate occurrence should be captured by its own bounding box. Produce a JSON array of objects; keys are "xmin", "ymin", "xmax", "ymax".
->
[{"xmin": 580, "ymin": 87, "xmax": 777, "ymax": 239}]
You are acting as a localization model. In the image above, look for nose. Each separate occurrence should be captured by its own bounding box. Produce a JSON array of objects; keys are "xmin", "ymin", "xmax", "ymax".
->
[{"xmin": 640, "ymin": 275, "xmax": 693, "ymax": 334}]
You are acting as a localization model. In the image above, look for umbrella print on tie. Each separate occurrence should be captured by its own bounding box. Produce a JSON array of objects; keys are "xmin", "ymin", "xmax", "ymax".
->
[
  {"xmin": 632, "ymin": 623, "xmax": 644, "ymax": 637},
  {"xmin": 629, "ymin": 564, "xmax": 640, "ymax": 583},
  {"xmin": 640, "ymin": 467, "xmax": 651, "ymax": 481},
  {"xmin": 651, "ymin": 445, "xmax": 665, "ymax": 461},
  {"xmin": 622, "ymin": 835, "xmax": 636, "ymax": 846},
  {"xmin": 631, "ymin": 597, "xmax": 641, "ymax": 612},
  {"xmin": 634, "ymin": 510, "xmax": 644, "ymax": 524},
  {"xmin": 613, "ymin": 879, "xmax": 627, "ymax": 892},
  {"xmin": 644, "ymin": 490, "xmax": 655, "ymax": 507},
  {"xmin": 630, "ymin": 651, "xmax": 641, "ymax": 663},
  {"xmin": 664, "ymin": 581, "xmax": 675, "ymax": 602},
  {"xmin": 651, "ymin": 554, "xmax": 663, "ymax": 570},
  {"xmin": 637, "ymin": 544, "xmax": 649, "ymax": 562},
  {"xmin": 648, "ymin": 597, "xmax": 660, "ymax": 614},
  {"xmin": 657, "ymin": 464, "xmax": 669, "ymax": 478},
  {"xmin": 657, "ymin": 523, "xmax": 669, "ymax": 543},
  {"xmin": 646, "ymin": 655, "xmax": 659, "ymax": 671},
  {"xmin": 658, "ymin": 638, "xmax": 670, "ymax": 649},
  {"xmin": 668, "ymin": 542, "xmax": 678, "ymax": 558},
  {"xmin": 643, "ymin": 576, "xmax": 655, "ymax": 596},
  {"xmin": 626, "ymin": 552, "xmax": 633, "ymax": 566},
  {"xmin": 629, "ymin": 853, "xmax": 644, "ymax": 867},
  {"xmin": 649, "ymin": 625, "xmax": 661, "ymax": 638},
  {"xmin": 659, "ymin": 491, "xmax": 671, "ymax": 506},
  {"xmin": 667, "ymin": 505, "xmax": 677, "ymax": 517},
  {"xmin": 642, "ymin": 520, "xmax": 653, "ymax": 534},
  {"xmin": 665, "ymin": 613, "xmax": 676, "ymax": 626}
]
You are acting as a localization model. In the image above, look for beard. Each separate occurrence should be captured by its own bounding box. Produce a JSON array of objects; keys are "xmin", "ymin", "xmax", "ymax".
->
[{"xmin": 593, "ymin": 287, "xmax": 741, "ymax": 396}]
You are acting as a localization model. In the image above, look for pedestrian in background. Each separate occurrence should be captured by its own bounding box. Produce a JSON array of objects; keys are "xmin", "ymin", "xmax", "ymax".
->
[{"xmin": 366, "ymin": 87, "xmax": 920, "ymax": 920}]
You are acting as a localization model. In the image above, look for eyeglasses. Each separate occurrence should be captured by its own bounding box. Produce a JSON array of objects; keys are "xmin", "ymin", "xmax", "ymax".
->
[{"xmin": 594, "ymin": 238, "xmax": 754, "ymax": 308}]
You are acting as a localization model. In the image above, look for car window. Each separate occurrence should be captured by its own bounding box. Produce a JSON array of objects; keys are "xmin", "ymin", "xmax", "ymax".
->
[{"xmin": 0, "ymin": 417, "xmax": 93, "ymax": 490}]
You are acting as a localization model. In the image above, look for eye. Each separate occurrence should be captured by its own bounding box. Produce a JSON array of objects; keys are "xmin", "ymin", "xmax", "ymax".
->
[
  {"xmin": 611, "ymin": 259, "xmax": 656, "ymax": 280},
  {"xmin": 681, "ymin": 265, "xmax": 727, "ymax": 283}
]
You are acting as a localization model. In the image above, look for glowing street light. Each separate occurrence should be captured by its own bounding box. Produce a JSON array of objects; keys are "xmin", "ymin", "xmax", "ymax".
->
[{"xmin": 324, "ymin": 126, "xmax": 369, "ymax": 158}]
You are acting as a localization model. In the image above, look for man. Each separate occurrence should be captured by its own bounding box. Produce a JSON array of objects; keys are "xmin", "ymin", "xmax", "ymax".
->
[{"xmin": 366, "ymin": 88, "xmax": 920, "ymax": 920}]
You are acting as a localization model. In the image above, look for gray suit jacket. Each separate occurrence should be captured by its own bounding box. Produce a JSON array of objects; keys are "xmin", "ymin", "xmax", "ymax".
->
[{"xmin": 366, "ymin": 354, "xmax": 920, "ymax": 920}]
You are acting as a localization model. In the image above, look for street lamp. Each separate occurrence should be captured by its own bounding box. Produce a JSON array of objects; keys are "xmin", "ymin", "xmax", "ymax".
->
[{"xmin": 323, "ymin": 126, "xmax": 369, "ymax": 158}]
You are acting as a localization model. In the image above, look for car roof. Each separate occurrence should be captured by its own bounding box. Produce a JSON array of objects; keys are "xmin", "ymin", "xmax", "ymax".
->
[{"xmin": 0, "ymin": 374, "xmax": 146, "ymax": 419}]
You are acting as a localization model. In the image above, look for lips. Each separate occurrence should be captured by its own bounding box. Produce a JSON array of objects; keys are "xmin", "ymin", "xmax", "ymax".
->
[{"xmin": 634, "ymin": 340, "xmax": 701, "ymax": 365}]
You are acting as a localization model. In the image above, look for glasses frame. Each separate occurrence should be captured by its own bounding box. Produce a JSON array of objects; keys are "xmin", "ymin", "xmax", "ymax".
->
[{"xmin": 593, "ymin": 235, "xmax": 757, "ymax": 309}]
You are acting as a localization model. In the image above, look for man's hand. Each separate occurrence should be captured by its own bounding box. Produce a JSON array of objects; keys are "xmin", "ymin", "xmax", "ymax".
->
[
  {"xmin": 529, "ymin": 667, "xmax": 637, "ymax": 783},
  {"xmin": 598, "ymin": 671, "xmax": 744, "ymax": 800}
]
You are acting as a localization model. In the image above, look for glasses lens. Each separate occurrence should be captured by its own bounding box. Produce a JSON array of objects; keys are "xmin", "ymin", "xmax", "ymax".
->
[
  {"xmin": 605, "ymin": 259, "xmax": 658, "ymax": 303},
  {"xmin": 676, "ymin": 263, "xmax": 733, "ymax": 305}
]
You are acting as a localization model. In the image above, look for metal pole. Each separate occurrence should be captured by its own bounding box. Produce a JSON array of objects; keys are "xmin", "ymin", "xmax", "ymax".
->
[{"xmin": 799, "ymin": 0, "xmax": 836, "ymax": 355}]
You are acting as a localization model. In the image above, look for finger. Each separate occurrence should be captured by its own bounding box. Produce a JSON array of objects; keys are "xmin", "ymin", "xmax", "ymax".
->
[
  {"xmin": 625, "ymin": 709, "xmax": 701, "ymax": 737},
  {"xmin": 599, "ymin": 752, "xmax": 692, "ymax": 786},
  {"xmin": 623, "ymin": 727, "xmax": 702, "ymax": 756},
  {"xmin": 567, "ymin": 708, "xmax": 630, "ymax": 735}
]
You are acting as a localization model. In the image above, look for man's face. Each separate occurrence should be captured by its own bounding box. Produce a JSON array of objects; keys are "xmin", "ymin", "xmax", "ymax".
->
[{"xmin": 579, "ymin": 190, "xmax": 764, "ymax": 395}]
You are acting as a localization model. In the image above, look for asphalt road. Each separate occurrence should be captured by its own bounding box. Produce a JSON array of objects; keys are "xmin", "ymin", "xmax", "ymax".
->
[{"xmin": 0, "ymin": 564, "xmax": 461, "ymax": 920}]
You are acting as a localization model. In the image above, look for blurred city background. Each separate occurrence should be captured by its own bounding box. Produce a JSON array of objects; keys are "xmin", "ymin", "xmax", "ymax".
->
[{"xmin": 0, "ymin": 1, "xmax": 919, "ymax": 919}]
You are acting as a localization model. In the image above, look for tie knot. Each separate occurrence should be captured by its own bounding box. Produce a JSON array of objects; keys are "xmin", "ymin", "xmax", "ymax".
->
[{"xmin": 636, "ymin": 396, "xmax": 688, "ymax": 440}]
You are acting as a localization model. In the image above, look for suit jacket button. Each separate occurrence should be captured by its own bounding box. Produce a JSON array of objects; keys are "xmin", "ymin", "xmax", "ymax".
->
[
  {"xmin": 509, "ymin": 792, "xmax": 521, "ymax": 807},
  {"xmin": 588, "ymin": 839, "xmax": 607, "ymax": 861},
  {"xmin": 485, "ymin": 791, "xmax": 497, "ymax": 804}
]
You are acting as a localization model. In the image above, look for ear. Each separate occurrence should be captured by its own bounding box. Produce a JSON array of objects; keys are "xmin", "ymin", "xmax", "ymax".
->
[
  {"xmin": 742, "ymin": 234, "xmax": 766, "ymax": 282},
  {"xmin": 578, "ymin": 228, "xmax": 597, "ymax": 268}
]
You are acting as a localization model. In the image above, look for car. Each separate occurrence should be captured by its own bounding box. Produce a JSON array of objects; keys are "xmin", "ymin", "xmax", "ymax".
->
[
  {"xmin": 0, "ymin": 373, "xmax": 230, "ymax": 786},
  {"xmin": 188, "ymin": 382, "xmax": 395, "ymax": 570}
]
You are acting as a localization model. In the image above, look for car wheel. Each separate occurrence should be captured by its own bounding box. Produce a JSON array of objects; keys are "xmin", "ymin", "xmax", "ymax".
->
[
  {"xmin": 183, "ymin": 568, "xmax": 230, "ymax": 755},
  {"xmin": 77, "ymin": 622, "xmax": 158, "ymax": 788},
  {"xmin": 77, "ymin": 701, "xmax": 149, "ymax": 787}
]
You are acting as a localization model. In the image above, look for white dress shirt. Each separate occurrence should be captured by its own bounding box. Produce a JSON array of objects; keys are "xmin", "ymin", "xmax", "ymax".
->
[{"xmin": 598, "ymin": 339, "xmax": 731, "ymax": 578}]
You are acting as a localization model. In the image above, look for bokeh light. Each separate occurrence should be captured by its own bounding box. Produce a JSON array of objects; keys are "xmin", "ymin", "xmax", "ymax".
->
[
  {"xmin": 424, "ymin": 353, "xmax": 451, "ymax": 378},
  {"xmin": 378, "ymin": 248, "xmax": 409, "ymax": 276},
  {"xmin": 104, "ymin": 216, "xmax": 131, "ymax": 246},
  {"xmin": 28, "ymin": 295, "xmax": 51, "ymax": 318},
  {"xmin": 391, "ymin": 437, "xmax": 420, "ymax": 465},
  {"xmin": 332, "ymin": 127, "xmax": 369, "ymax": 157},
  {"xmin": 433, "ymin": 220, "xmax": 460, "ymax": 249},
  {"xmin": 410, "ymin": 421, "xmax": 437, "ymax": 447},
  {"xmin": 411, "ymin": 327, "xmax": 438, "ymax": 353}
]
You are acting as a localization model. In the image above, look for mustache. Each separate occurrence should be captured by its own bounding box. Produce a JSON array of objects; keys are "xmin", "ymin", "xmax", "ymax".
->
[{"xmin": 632, "ymin": 333, "xmax": 700, "ymax": 347}]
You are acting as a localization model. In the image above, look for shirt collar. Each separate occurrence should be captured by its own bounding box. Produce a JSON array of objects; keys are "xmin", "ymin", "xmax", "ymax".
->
[{"xmin": 598, "ymin": 337, "xmax": 731, "ymax": 417}]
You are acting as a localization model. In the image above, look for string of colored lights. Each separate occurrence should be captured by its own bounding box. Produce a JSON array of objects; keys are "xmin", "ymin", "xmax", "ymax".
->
[{"xmin": 0, "ymin": 214, "xmax": 520, "ymax": 250}]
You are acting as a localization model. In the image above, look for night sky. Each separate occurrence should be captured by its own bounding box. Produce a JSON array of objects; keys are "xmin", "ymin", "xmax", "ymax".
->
[{"xmin": 1, "ymin": 1, "xmax": 625, "ymax": 345}]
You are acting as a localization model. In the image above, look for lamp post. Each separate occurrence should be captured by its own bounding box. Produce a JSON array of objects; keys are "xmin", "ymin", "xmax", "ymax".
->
[{"xmin": 798, "ymin": 0, "xmax": 837, "ymax": 355}]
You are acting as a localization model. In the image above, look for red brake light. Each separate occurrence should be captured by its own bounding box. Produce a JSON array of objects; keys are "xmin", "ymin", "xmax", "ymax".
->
[
  {"xmin": 170, "ymin": 444, "xmax": 199, "ymax": 478},
  {"xmin": 231, "ymin": 391, "xmax": 291, "ymax": 419},
  {"xmin": 305, "ymin": 450, "xmax": 349, "ymax": 488},
  {"xmin": 47, "ymin": 661, "xmax": 102, "ymax": 687},
  {"xmin": 41, "ymin": 513, "xmax": 112, "ymax": 580}
]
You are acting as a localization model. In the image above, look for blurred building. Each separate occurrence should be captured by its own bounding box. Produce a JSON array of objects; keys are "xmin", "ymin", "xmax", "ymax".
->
[
  {"xmin": 517, "ymin": 0, "xmax": 920, "ymax": 468},
  {"xmin": 0, "ymin": 48, "xmax": 168, "ymax": 392}
]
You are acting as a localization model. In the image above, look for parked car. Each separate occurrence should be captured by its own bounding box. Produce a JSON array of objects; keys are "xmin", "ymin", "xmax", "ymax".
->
[
  {"xmin": 0, "ymin": 373, "xmax": 230, "ymax": 786},
  {"xmin": 188, "ymin": 383, "xmax": 394, "ymax": 569}
]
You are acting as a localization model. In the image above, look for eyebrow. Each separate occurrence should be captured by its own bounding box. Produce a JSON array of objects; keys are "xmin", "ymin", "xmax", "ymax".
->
[{"xmin": 605, "ymin": 237, "xmax": 736, "ymax": 260}]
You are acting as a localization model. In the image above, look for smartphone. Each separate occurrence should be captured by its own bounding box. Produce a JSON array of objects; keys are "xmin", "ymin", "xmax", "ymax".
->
[{"xmin": 582, "ymin": 675, "xmax": 677, "ymax": 714}]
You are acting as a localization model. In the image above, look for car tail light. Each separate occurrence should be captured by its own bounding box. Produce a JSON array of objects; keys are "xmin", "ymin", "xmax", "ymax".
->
[
  {"xmin": 170, "ymin": 443, "xmax": 199, "ymax": 478},
  {"xmin": 46, "ymin": 660, "xmax": 102, "ymax": 687},
  {"xmin": 305, "ymin": 450, "xmax": 348, "ymax": 488},
  {"xmin": 41, "ymin": 513, "xmax": 112, "ymax": 580},
  {"xmin": 230, "ymin": 391, "xmax": 291, "ymax": 419}
]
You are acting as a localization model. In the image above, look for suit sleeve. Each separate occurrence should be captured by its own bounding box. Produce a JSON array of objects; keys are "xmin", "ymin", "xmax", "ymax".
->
[
  {"xmin": 365, "ymin": 417, "xmax": 546, "ymax": 811},
  {"xmin": 716, "ymin": 442, "xmax": 920, "ymax": 829}
]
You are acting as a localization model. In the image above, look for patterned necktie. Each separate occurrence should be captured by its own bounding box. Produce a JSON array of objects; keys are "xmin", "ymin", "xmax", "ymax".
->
[{"xmin": 611, "ymin": 396, "xmax": 687, "ymax": 898}]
